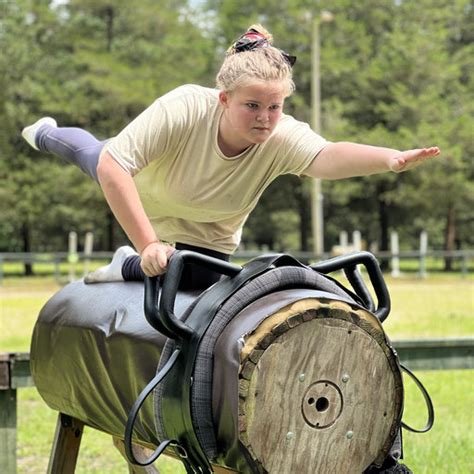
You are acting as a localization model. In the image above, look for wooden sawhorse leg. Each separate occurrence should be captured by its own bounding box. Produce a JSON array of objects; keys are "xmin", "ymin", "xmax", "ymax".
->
[
  {"xmin": 47, "ymin": 413, "xmax": 84, "ymax": 474},
  {"xmin": 0, "ymin": 389, "xmax": 17, "ymax": 474},
  {"xmin": 112, "ymin": 437, "xmax": 161, "ymax": 474}
]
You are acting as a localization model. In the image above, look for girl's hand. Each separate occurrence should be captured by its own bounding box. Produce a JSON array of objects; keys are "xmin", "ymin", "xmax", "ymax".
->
[
  {"xmin": 390, "ymin": 147, "xmax": 440, "ymax": 173},
  {"xmin": 140, "ymin": 241, "xmax": 175, "ymax": 277}
]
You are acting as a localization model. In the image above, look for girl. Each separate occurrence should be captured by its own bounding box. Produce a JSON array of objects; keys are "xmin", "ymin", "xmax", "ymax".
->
[
  {"xmin": 23, "ymin": 25, "xmax": 432, "ymax": 472},
  {"xmin": 22, "ymin": 24, "xmax": 439, "ymax": 291}
]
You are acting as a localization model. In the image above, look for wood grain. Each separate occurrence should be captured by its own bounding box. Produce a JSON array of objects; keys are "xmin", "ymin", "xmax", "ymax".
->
[{"xmin": 238, "ymin": 298, "xmax": 403, "ymax": 474}]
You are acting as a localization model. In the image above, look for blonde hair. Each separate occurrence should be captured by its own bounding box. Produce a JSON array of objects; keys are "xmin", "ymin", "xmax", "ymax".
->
[{"xmin": 216, "ymin": 24, "xmax": 295, "ymax": 97}]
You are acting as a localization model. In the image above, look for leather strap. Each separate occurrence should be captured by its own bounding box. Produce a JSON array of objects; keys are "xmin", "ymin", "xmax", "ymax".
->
[
  {"xmin": 159, "ymin": 253, "xmax": 306, "ymax": 472},
  {"xmin": 400, "ymin": 364, "xmax": 435, "ymax": 433}
]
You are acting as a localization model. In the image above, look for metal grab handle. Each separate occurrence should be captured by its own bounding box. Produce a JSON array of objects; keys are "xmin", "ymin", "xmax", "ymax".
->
[
  {"xmin": 143, "ymin": 276, "xmax": 181, "ymax": 340},
  {"xmin": 343, "ymin": 265, "xmax": 376, "ymax": 312},
  {"xmin": 144, "ymin": 276, "xmax": 193, "ymax": 341},
  {"xmin": 311, "ymin": 251, "xmax": 391, "ymax": 321},
  {"xmin": 144, "ymin": 251, "xmax": 242, "ymax": 342}
]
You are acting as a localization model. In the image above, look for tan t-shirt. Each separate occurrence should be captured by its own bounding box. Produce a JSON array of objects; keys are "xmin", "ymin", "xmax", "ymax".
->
[{"xmin": 104, "ymin": 84, "xmax": 328, "ymax": 253}]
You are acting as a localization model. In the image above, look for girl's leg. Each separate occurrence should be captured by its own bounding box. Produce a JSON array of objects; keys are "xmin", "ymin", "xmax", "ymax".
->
[
  {"xmin": 85, "ymin": 244, "xmax": 230, "ymax": 291},
  {"xmin": 173, "ymin": 243, "xmax": 230, "ymax": 290},
  {"xmin": 84, "ymin": 246, "xmax": 138, "ymax": 284},
  {"xmin": 122, "ymin": 243, "xmax": 230, "ymax": 290},
  {"xmin": 36, "ymin": 124, "xmax": 107, "ymax": 182},
  {"xmin": 121, "ymin": 243, "xmax": 229, "ymax": 290}
]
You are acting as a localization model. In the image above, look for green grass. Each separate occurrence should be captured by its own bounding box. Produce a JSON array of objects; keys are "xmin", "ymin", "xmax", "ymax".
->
[
  {"xmin": 401, "ymin": 369, "xmax": 474, "ymax": 474},
  {"xmin": 17, "ymin": 388, "xmax": 185, "ymax": 473},
  {"xmin": 1, "ymin": 273, "xmax": 473, "ymax": 472},
  {"xmin": 378, "ymin": 275, "xmax": 474, "ymax": 339},
  {"xmin": 14, "ymin": 372, "xmax": 474, "ymax": 473},
  {"xmin": 1, "ymin": 260, "xmax": 109, "ymax": 277}
]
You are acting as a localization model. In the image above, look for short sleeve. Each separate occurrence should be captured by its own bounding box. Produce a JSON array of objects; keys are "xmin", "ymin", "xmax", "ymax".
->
[
  {"xmin": 103, "ymin": 85, "xmax": 195, "ymax": 176},
  {"xmin": 276, "ymin": 115, "xmax": 330, "ymax": 176}
]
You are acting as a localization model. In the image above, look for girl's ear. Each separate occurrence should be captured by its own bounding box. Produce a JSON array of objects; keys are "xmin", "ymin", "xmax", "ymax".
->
[{"xmin": 219, "ymin": 90, "xmax": 230, "ymax": 107}]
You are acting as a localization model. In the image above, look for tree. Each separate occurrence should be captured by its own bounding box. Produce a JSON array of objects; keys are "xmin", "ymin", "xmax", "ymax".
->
[
  {"xmin": 0, "ymin": 0, "xmax": 215, "ymax": 273},
  {"xmin": 372, "ymin": 0, "xmax": 474, "ymax": 268},
  {"xmin": 1, "ymin": 0, "xmax": 472, "ymax": 268}
]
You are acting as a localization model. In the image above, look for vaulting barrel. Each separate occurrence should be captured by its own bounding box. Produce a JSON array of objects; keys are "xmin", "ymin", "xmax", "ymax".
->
[{"xmin": 30, "ymin": 251, "xmax": 403, "ymax": 473}]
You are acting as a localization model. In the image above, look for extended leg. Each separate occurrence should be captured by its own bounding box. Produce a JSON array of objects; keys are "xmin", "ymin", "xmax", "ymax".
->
[
  {"xmin": 37, "ymin": 125, "xmax": 106, "ymax": 182},
  {"xmin": 84, "ymin": 243, "xmax": 229, "ymax": 288},
  {"xmin": 22, "ymin": 118, "xmax": 107, "ymax": 182}
]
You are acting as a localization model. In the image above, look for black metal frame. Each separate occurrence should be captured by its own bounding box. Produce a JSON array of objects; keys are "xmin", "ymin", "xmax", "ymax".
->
[
  {"xmin": 311, "ymin": 251, "xmax": 391, "ymax": 321},
  {"xmin": 125, "ymin": 250, "xmax": 392, "ymax": 472}
]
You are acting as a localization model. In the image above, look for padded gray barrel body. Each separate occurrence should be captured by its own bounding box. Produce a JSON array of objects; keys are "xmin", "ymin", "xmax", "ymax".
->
[
  {"xmin": 30, "ymin": 273, "xmax": 352, "ymax": 448},
  {"xmin": 30, "ymin": 280, "xmax": 198, "ymax": 444},
  {"xmin": 30, "ymin": 278, "xmax": 342, "ymax": 445}
]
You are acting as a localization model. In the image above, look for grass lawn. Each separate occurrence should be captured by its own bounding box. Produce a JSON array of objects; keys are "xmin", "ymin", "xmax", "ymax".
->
[
  {"xmin": 17, "ymin": 386, "xmax": 185, "ymax": 473},
  {"xmin": 401, "ymin": 369, "xmax": 473, "ymax": 473},
  {"xmin": 1, "ymin": 271, "xmax": 473, "ymax": 473}
]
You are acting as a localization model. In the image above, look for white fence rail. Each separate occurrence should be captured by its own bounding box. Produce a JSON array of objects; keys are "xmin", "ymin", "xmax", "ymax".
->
[{"xmin": 0, "ymin": 249, "xmax": 472, "ymax": 284}]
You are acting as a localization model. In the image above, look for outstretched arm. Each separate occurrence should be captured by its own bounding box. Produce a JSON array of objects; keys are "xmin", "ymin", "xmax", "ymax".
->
[
  {"xmin": 303, "ymin": 142, "xmax": 440, "ymax": 179},
  {"xmin": 97, "ymin": 151, "xmax": 174, "ymax": 276}
]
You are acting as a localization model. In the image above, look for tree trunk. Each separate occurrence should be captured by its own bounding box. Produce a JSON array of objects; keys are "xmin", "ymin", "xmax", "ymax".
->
[
  {"xmin": 297, "ymin": 181, "xmax": 310, "ymax": 252},
  {"xmin": 103, "ymin": 6, "xmax": 115, "ymax": 252},
  {"xmin": 21, "ymin": 221, "xmax": 33, "ymax": 276},
  {"xmin": 104, "ymin": 6, "xmax": 114, "ymax": 53},
  {"xmin": 378, "ymin": 197, "xmax": 389, "ymax": 271},
  {"xmin": 444, "ymin": 206, "xmax": 456, "ymax": 271}
]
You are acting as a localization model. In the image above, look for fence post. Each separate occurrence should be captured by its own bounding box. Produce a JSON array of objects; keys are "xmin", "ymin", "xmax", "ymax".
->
[
  {"xmin": 83, "ymin": 232, "xmax": 94, "ymax": 277},
  {"xmin": 339, "ymin": 231, "xmax": 348, "ymax": 251},
  {"xmin": 68, "ymin": 232, "xmax": 78, "ymax": 283},
  {"xmin": 390, "ymin": 231, "xmax": 400, "ymax": 278},
  {"xmin": 461, "ymin": 254, "xmax": 468, "ymax": 278},
  {"xmin": 54, "ymin": 255, "xmax": 61, "ymax": 284},
  {"xmin": 419, "ymin": 231, "xmax": 428, "ymax": 278},
  {"xmin": 352, "ymin": 231, "xmax": 361, "ymax": 252}
]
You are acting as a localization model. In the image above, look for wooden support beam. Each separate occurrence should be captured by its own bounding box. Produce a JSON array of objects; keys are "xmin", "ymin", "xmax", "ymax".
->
[
  {"xmin": 0, "ymin": 353, "xmax": 19, "ymax": 474},
  {"xmin": 394, "ymin": 338, "xmax": 474, "ymax": 371},
  {"xmin": 0, "ymin": 389, "xmax": 17, "ymax": 474},
  {"xmin": 47, "ymin": 413, "xmax": 84, "ymax": 474}
]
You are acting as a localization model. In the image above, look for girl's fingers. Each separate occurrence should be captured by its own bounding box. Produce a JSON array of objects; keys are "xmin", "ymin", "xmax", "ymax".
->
[{"xmin": 395, "ymin": 147, "xmax": 440, "ymax": 172}]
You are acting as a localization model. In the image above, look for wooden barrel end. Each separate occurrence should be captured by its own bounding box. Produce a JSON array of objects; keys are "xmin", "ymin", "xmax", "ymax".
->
[{"xmin": 237, "ymin": 299, "xmax": 403, "ymax": 474}]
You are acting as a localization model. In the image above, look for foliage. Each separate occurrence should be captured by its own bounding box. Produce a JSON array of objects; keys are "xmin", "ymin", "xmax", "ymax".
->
[
  {"xmin": 322, "ymin": 0, "xmax": 474, "ymax": 253},
  {"xmin": 209, "ymin": 0, "xmax": 474, "ymax": 253},
  {"xmin": 0, "ymin": 0, "xmax": 472, "ymax": 271},
  {"xmin": 0, "ymin": 0, "xmax": 214, "ymax": 258}
]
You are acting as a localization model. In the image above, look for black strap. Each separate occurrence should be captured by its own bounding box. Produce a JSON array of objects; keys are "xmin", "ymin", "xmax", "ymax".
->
[
  {"xmin": 124, "ymin": 348, "xmax": 182, "ymax": 466},
  {"xmin": 157, "ymin": 253, "xmax": 306, "ymax": 472},
  {"xmin": 400, "ymin": 363, "xmax": 435, "ymax": 433}
]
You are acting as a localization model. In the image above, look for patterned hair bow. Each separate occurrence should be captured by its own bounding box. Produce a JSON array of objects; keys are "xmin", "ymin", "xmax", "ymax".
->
[{"xmin": 230, "ymin": 29, "xmax": 297, "ymax": 67}]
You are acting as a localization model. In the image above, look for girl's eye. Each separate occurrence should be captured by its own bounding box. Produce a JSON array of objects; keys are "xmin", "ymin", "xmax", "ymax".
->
[
  {"xmin": 246, "ymin": 103, "xmax": 258, "ymax": 109},
  {"xmin": 270, "ymin": 104, "xmax": 281, "ymax": 111}
]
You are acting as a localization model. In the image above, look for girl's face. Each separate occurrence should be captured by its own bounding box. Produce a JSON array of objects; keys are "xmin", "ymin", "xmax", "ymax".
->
[{"xmin": 218, "ymin": 80, "xmax": 286, "ymax": 156}]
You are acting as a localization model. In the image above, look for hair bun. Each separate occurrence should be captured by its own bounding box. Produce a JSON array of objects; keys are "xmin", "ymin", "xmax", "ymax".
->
[
  {"xmin": 247, "ymin": 24, "xmax": 273, "ymax": 44},
  {"xmin": 226, "ymin": 24, "xmax": 274, "ymax": 55}
]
